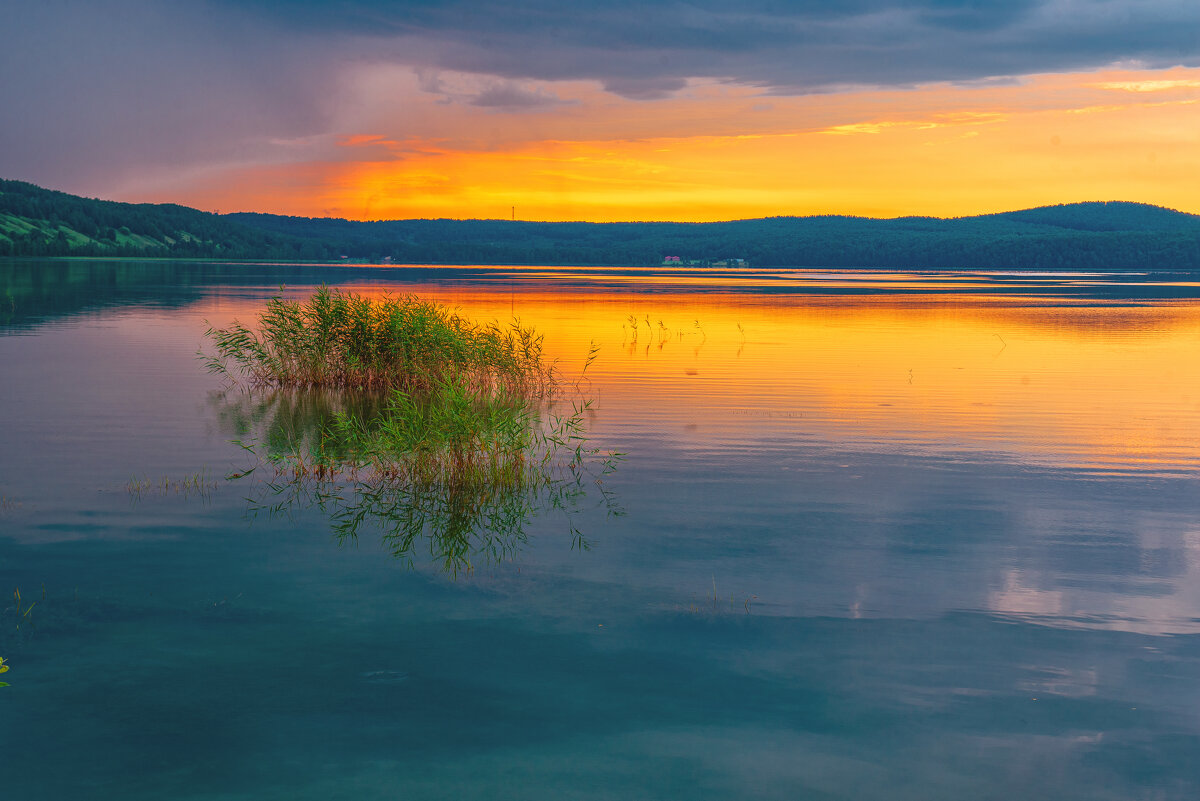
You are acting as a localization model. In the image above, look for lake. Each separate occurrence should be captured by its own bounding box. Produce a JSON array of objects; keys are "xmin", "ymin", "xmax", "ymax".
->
[{"xmin": 3, "ymin": 258, "xmax": 1200, "ymax": 799}]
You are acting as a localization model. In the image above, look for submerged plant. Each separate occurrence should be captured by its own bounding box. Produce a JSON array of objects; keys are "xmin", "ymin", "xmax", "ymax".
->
[{"xmin": 0, "ymin": 655, "xmax": 8, "ymax": 687}]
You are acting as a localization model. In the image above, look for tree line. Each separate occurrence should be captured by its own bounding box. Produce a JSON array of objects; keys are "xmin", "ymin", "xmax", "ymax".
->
[{"xmin": 5, "ymin": 178, "xmax": 1200, "ymax": 269}]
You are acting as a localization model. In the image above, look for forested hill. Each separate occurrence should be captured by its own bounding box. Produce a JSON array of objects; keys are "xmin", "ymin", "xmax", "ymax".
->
[
  {"xmin": 0, "ymin": 179, "xmax": 329, "ymax": 259},
  {"xmin": 229, "ymin": 202, "xmax": 1200, "ymax": 269},
  {"xmin": 5, "ymin": 178, "xmax": 1200, "ymax": 269}
]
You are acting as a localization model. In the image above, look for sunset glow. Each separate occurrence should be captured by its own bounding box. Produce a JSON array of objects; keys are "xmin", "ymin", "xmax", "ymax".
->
[
  {"xmin": 116, "ymin": 66, "xmax": 1200, "ymax": 221},
  {"xmin": 6, "ymin": 0, "xmax": 1200, "ymax": 221}
]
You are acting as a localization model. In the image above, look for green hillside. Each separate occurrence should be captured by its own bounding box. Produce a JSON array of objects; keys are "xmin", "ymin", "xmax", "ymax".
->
[{"xmin": 0, "ymin": 179, "xmax": 332, "ymax": 259}]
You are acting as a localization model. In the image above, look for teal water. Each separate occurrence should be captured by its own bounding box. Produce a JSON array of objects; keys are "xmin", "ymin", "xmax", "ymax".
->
[{"xmin": 3, "ymin": 259, "xmax": 1200, "ymax": 799}]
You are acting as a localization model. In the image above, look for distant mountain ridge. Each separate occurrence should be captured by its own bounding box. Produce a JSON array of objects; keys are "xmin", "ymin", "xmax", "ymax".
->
[
  {"xmin": 3, "ymin": 178, "xmax": 1200, "ymax": 269},
  {"xmin": 980, "ymin": 201, "xmax": 1200, "ymax": 232}
]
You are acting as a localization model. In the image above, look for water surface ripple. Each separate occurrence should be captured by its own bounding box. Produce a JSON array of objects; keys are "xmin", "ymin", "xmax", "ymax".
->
[{"xmin": 2, "ymin": 260, "xmax": 1200, "ymax": 799}]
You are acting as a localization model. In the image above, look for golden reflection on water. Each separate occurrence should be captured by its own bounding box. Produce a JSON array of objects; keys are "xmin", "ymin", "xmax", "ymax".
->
[
  {"xmin": 199, "ymin": 270, "xmax": 1200, "ymax": 477},
  {"xmin": 128, "ymin": 267, "xmax": 1200, "ymax": 634}
]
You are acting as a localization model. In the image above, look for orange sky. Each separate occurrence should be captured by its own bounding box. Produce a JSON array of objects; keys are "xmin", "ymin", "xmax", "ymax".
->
[{"xmin": 122, "ymin": 65, "xmax": 1200, "ymax": 222}]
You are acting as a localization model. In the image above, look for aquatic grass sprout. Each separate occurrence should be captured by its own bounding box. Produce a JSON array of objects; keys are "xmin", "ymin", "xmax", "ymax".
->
[
  {"xmin": 126, "ymin": 471, "xmax": 217, "ymax": 499},
  {"xmin": 202, "ymin": 286, "xmax": 553, "ymax": 397}
]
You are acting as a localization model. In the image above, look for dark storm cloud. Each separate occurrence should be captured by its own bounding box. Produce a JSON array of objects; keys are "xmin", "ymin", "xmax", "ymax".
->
[
  {"xmin": 601, "ymin": 77, "xmax": 691, "ymax": 101},
  {"xmin": 3, "ymin": 0, "xmax": 1198, "ymax": 194},
  {"xmin": 221, "ymin": 0, "xmax": 1200, "ymax": 94},
  {"xmin": 467, "ymin": 82, "xmax": 574, "ymax": 109},
  {"xmin": 0, "ymin": 0, "xmax": 340, "ymax": 192}
]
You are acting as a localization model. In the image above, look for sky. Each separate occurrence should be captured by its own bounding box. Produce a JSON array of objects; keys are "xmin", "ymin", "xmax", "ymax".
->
[{"xmin": 2, "ymin": 0, "xmax": 1199, "ymax": 221}]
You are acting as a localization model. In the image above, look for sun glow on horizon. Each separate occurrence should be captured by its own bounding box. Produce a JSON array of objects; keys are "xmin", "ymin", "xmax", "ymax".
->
[{"xmin": 117, "ymin": 66, "xmax": 1200, "ymax": 222}]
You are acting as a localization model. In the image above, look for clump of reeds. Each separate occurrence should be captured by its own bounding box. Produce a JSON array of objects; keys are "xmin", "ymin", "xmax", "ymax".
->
[
  {"xmin": 202, "ymin": 286, "xmax": 553, "ymax": 397},
  {"xmin": 203, "ymin": 293, "xmax": 621, "ymax": 575}
]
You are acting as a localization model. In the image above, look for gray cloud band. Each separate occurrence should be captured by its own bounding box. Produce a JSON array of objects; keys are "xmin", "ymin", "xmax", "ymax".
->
[
  {"xmin": 223, "ymin": 0, "xmax": 1200, "ymax": 95},
  {"xmin": 3, "ymin": 0, "xmax": 1198, "ymax": 192}
]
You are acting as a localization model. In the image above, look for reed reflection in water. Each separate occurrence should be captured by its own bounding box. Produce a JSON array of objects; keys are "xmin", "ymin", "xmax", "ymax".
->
[{"xmin": 208, "ymin": 381, "xmax": 622, "ymax": 577}]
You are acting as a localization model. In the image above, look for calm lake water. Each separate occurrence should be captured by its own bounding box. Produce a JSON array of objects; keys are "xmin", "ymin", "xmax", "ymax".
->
[{"xmin": 3, "ymin": 258, "xmax": 1200, "ymax": 799}]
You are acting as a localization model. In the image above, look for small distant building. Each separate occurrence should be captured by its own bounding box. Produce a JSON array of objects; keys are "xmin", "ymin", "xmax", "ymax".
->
[{"xmin": 662, "ymin": 255, "xmax": 682, "ymax": 264}]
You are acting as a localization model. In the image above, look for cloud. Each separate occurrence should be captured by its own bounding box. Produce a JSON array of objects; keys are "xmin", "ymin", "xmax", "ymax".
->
[
  {"xmin": 468, "ymin": 82, "xmax": 573, "ymax": 109},
  {"xmin": 602, "ymin": 77, "xmax": 690, "ymax": 101},
  {"xmin": 410, "ymin": 69, "xmax": 574, "ymax": 109},
  {"xmin": 819, "ymin": 111, "xmax": 1008, "ymax": 135},
  {"xmin": 4, "ymin": 0, "xmax": 1200, "ymax": 198},
  {"xmin": 1094, "ymin": 78, "xmax": 1200, "ymax": 91},
  {"xmin": 0, "ymin": 0, "xmax": 340, "ymax": 193},
  {"xmin": 218, "ymin": 0, "xmax": 1200, "ymax": 94}
]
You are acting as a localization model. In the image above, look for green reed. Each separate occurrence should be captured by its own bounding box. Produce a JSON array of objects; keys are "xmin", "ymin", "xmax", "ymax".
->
[
  {"xmin": 202, "ymin": 286, "xmax": 553, "ymax": 397},
  {"xmin": 203, "ymin": 292, "xmax": 621, "ymax": 576},
  {"xmin": 2, "ymin": 588, "xmax": 38, "ymax": 680}
]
